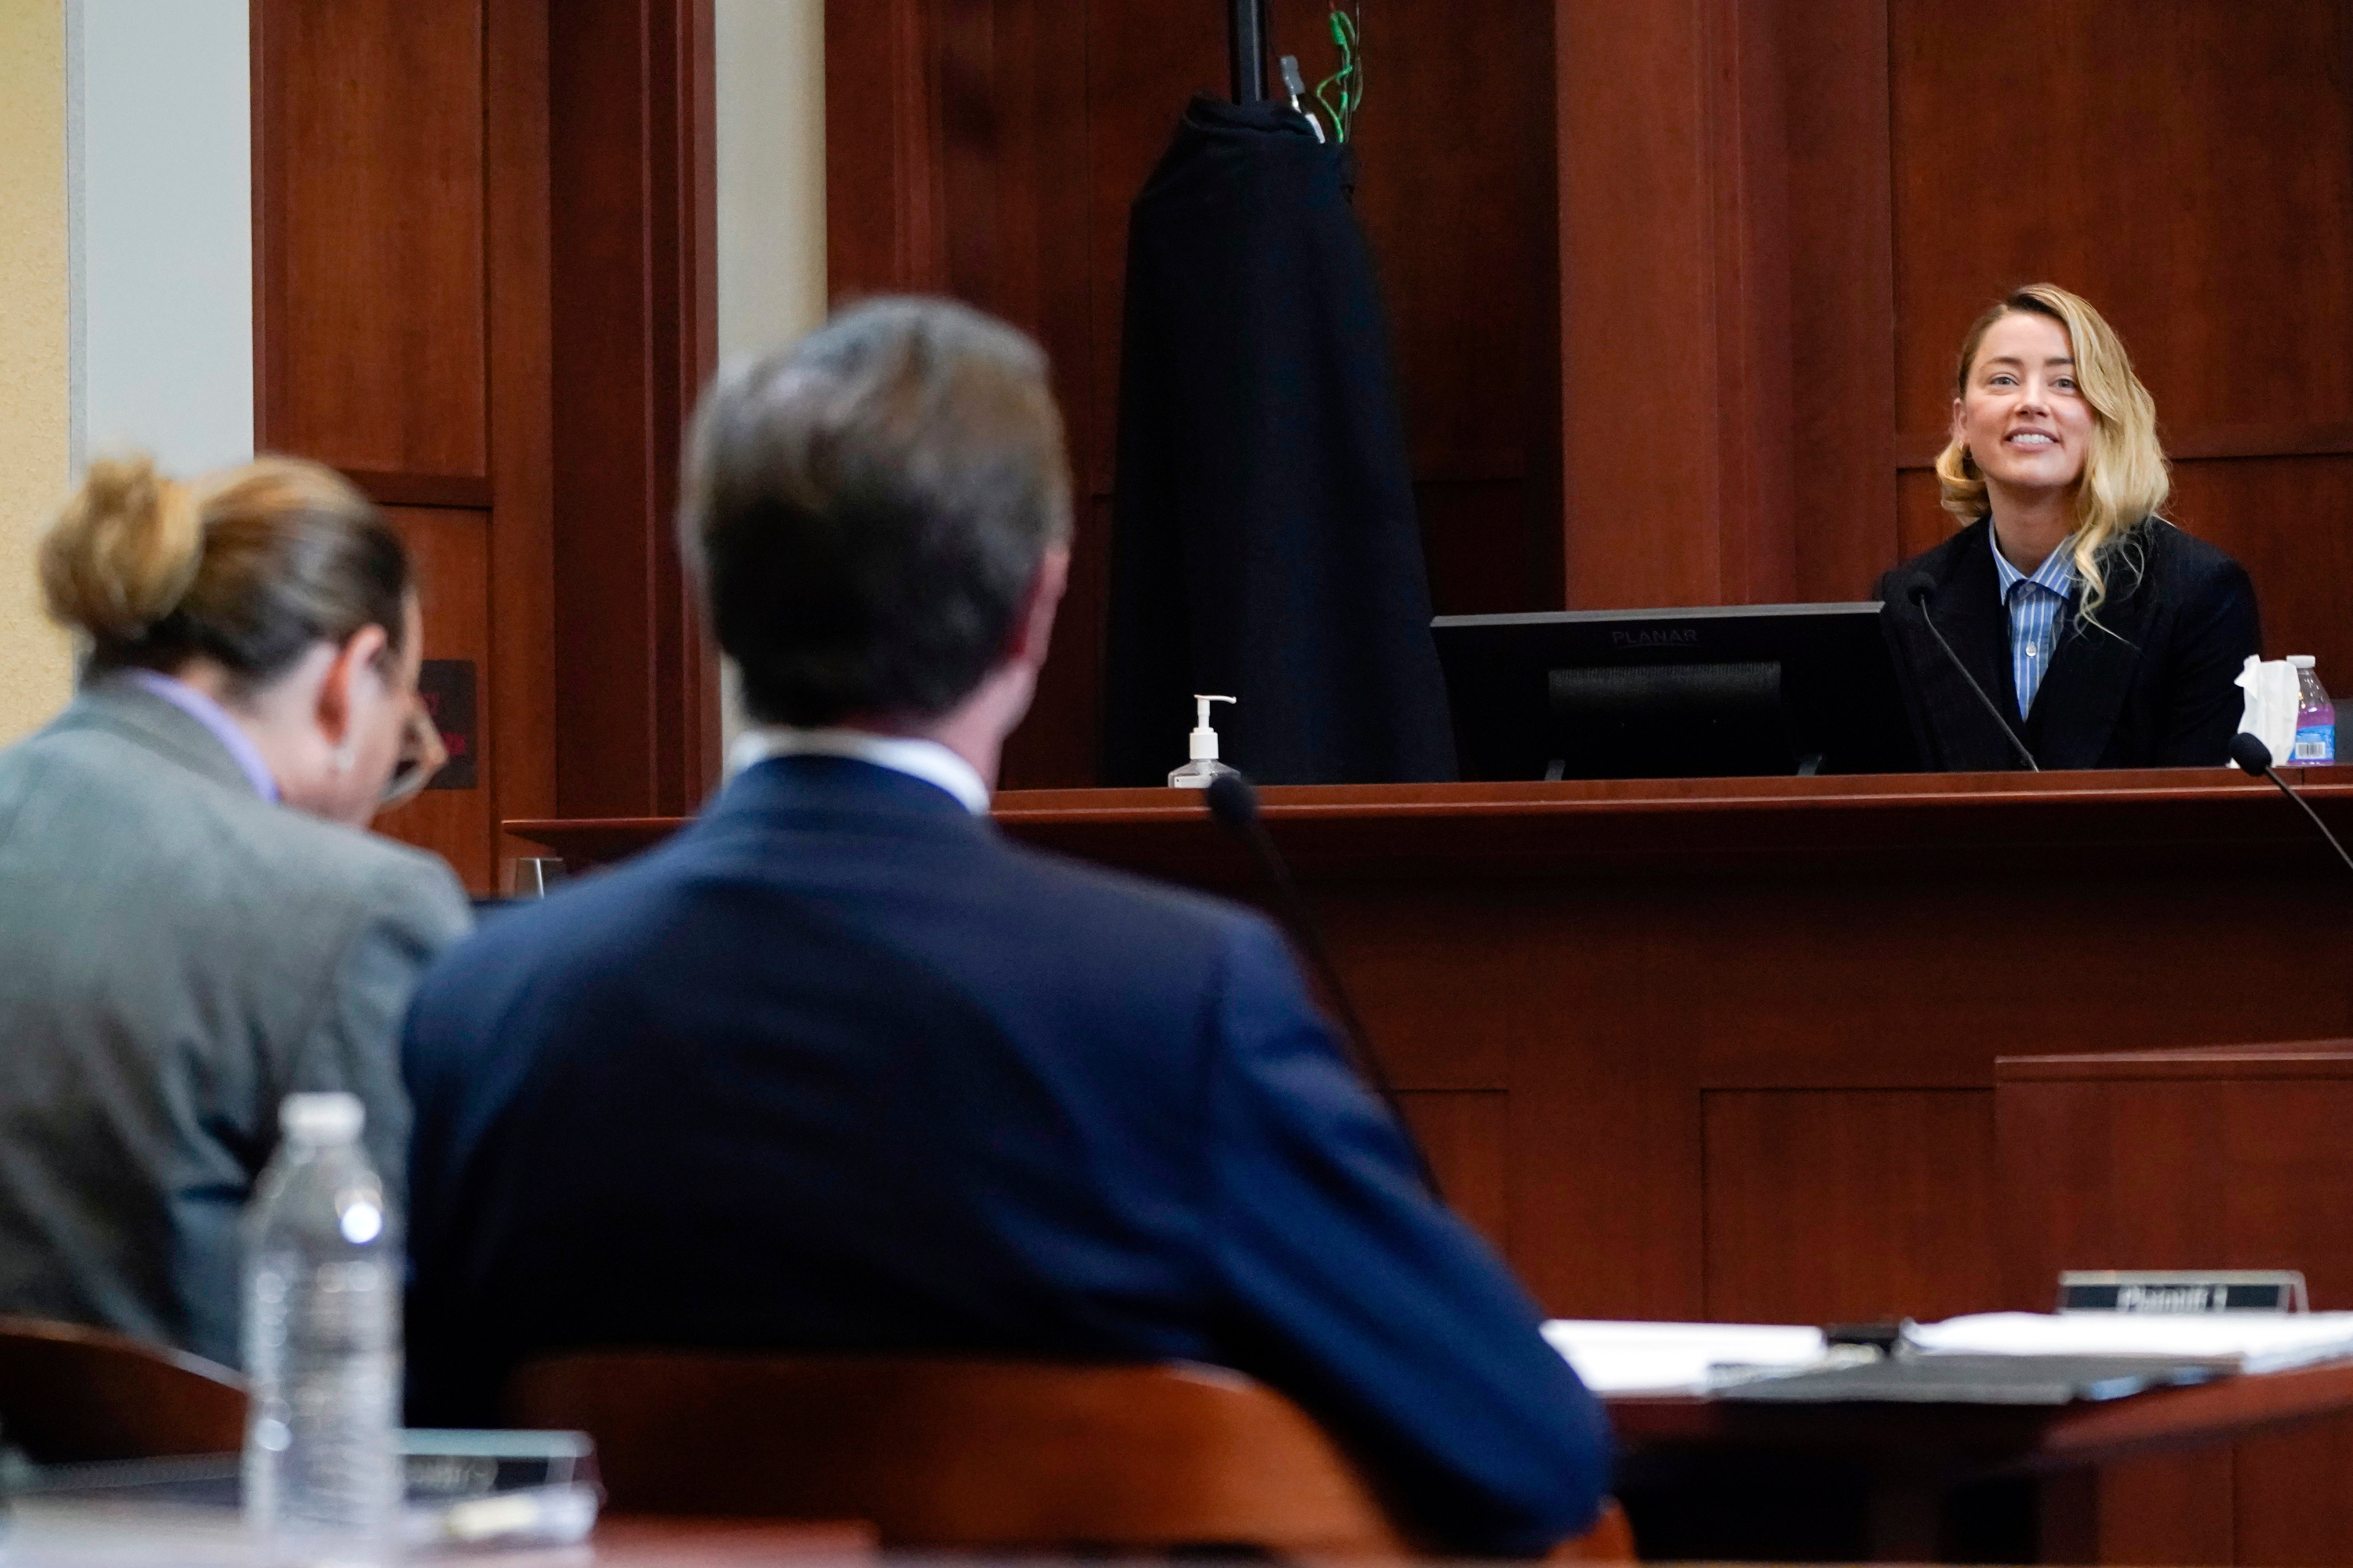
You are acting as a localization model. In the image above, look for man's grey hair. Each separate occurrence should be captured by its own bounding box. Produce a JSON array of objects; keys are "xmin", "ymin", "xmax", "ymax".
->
[{"xmin": 680, "ymin": 297, "xmax": 1073, "ymax": 727}]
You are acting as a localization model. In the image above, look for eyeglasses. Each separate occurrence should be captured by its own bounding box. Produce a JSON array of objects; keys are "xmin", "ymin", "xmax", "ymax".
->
[{"xmin": 379, "ymin": 703, "xmax": 449, "ymax": 810}]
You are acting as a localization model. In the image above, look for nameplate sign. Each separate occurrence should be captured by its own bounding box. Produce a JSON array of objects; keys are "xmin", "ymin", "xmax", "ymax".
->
[
  {"xmin": 2058, "ymin": 1270, "xmax": 2308, "ymax": 1314},
  {"xmin": 418, "ymin": 659, "xmax": 476, "ymax": 790}
]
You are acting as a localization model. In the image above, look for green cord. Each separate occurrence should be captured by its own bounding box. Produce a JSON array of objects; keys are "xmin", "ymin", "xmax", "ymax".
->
[{"xmin": 1314, "ymin": 6, "xmax": 1362, "ymax": 142}]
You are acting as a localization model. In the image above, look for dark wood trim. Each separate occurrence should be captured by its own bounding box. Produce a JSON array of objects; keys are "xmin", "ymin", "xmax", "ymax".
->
[
  {"xmin": 682, "ymin": 0, "xmax": 723, "ymax": 792},
  {"xmin": 546, "ymin": 0, "xmax": 720, "ymax": 821},
  {"xmin": 1997, "ymin": 1038, "xmax": 2353, "ymax": 1080},
  {"xmin": 1784, "ymin": 0, "xmax": 1899, "ymax": 601},
  {"xmin": 248, "ymin": 4, "xmax": 273, "ymax": 454},
  {"xmin": 485, "ymin": 0, "xmax": 557, "ymax": 833},
  {"xmin": 504, "ymin": 764, "xmax": 2353, "ymax": 878},
  {"xmin": 1554, "ymin": 1, "xmax": 1804, "ymax": 608},
  {"xmin": 340, "ymin": 469, "xmax": 496, "ymax": 510},
  {"xmin": 823, "ymin": 0, "xmax": 945, "ymax": 301},
  {"xmin": 1610, "ymin": 1362, "xmax": 2353, "ymax": 1472},
  {"xmin": 1556, "ymin": 2, "xmax": 1717, "ymax": 607},
  {"xmin": 1705, "ymin": 0, "xmax": 1795, "ymax": 605}
]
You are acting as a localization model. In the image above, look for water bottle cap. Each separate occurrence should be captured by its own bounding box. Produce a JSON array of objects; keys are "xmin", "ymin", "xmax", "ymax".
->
[
  {"xmin": 280, "ymin": 1092, "xmax": 364, "ymax": 1143},
  {"xmin": 2290, "ymin": 655, "xmax": 2318, "ymax": 668}
]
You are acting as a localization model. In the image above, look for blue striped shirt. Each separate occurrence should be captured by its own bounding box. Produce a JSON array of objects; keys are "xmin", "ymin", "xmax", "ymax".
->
[{"xmin": 1991, "ymin": 538, "xmax": 2076, "ymax": 717}]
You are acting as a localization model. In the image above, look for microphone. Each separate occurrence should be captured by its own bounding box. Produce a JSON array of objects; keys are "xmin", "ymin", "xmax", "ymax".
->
[
  {"xmin": 1902, "ymin": 572, "xmax": 2040, "ymax": 772},
  {"xmin": 2230, "ymin": 733, "xmax": 2353, "ymax": 877},
  {"xmin": 1203, "ymin": 772, "xmax": 1443, "ymax": 1198}
]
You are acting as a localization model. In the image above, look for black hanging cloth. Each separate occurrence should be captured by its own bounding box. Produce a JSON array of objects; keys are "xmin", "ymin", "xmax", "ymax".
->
[{"xmin": 1100, "ymin": 95, "xmax": 1456, "ymax": 786}]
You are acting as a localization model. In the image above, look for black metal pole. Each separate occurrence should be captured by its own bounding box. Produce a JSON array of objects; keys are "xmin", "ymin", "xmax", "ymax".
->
[{"xmin": 1228, "ymin": 0, "xmax": 1270, "ymax": 103}]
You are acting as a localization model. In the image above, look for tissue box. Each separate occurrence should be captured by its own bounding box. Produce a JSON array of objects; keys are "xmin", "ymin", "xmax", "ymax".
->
[{"xmin": 2236, "ymin": 656, "xmax": 2300, "ymax": 767}]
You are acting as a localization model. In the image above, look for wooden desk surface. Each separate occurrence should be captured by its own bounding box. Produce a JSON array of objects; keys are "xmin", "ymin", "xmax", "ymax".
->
[
  {"xmin": 1611, "ymin": 1359, "xmax": 2353, "ymax": 1476},
  {"xmin": 510, "ymin": 766, "xmax": 2353, "ymax": 878},
  {"xmin": 0, "ymin": 1505, "xmax": 873, "ymax": 1566},
  {"xmin": 1998, "ymin": 1036, "xmax": 2353, "ymax": 1080},
  {"xmin": 1609, "ymin": 1361, "xmax": 2353, "ymax": 1562}
]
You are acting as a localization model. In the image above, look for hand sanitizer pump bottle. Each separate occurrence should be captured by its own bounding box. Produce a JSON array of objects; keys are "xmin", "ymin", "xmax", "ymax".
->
[{"xmin": 1169, "ymin": 695, "xmax": 1241, "ymax": 787}]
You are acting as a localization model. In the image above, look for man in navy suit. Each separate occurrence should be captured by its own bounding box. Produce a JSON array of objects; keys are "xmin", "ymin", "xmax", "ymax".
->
[{"xmin": 401, "ymin": 298, "xmax": 1609, "ymax": 1554}]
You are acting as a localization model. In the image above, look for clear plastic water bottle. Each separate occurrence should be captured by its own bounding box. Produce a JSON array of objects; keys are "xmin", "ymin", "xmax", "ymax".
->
[
  {"xmin": 244, "ymin": 1093, "xmax": 403, "ymax": 1566},
  {"xmin": 2291, "ymin": 656, "xmax": 2336, "ymax": 765}
]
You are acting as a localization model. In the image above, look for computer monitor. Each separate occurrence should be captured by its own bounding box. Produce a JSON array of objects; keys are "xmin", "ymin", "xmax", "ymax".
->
[{"xmin": 1431, "ymin": 602, "xmax": 1920, "ymax": 780}]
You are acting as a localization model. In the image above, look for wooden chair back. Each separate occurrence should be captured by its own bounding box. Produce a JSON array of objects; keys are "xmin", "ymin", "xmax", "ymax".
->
[
  {"xmin": 0, "ymin": 1315, "xmax": 247, "ymax": 1461},
  {"xmin": 507, "ymin": 1351, "xmax": 1633, "ymax": 1559}
]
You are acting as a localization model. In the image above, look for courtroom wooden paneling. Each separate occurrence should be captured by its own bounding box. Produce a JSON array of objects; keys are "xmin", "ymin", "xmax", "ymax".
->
[
  {"xmin": 1702, "ymin": 1089, "xmax": 1996, "ymax": 1325},
  {"xmin": 1890, "ymin": 2, "xmax": 2353, "ymax": 441},
  {"xmin": 832, "ymin": 2, "xmax": 2353, "ymax": 783},
  {"xmin": 1997, "ymin": 1046, "xmax": 2353, "ymax": 1308},
  {"xmin": 253, "ymin": 0, "xmax": 515, "ymax": 892},
  {"xmin": 827, "ymin": 0, "xmax": 1568, "ymax": 786},
  {"xmin": 1889, "ymin": 0, "xmax": 2353, "ymax": 682},
  {"xmin": 548, "ymin": 0, "xmax": 720, "ymax": 820},
  {"xmin": 253, "ymin": 0, "xmax": 487, "ymax": 481},
  {"xmin": 515, "ymin": 771, "xmax": 2353, "ymax": 1329},
  {"xmin": 255, "ymin": 0, "xmax": 714, "ymax": 888},
  {"xmin": 2170, "ymin": 458, "xmax": 2353, "ymax": 678},
  {"xmin": 1554, "ymin": 4, "xmax": 1713, "ymax": 609},
  {"xmin": 1782, "ymin": 0, "xmax": 1900, "ymax": 601},
  {"xmin": 374, "ymin": 506, "xmax": 494, "ymax": 887},
  {"xmin": 1044, "ymin": 777, "xmax": 2353, "ymax": 1323},
  {"xmin": 827, "ymin": 0, "xmax": 1100, "ymax": 790},
  {"xmin": 1558, "ymin": 2, "xmax": 1809, "ymax": 610},
  {"xmin": 482, "ymin": 0, "xmax": 557, "ymax": 870},
  {"xmin": 1997, "ymin": 1043, "xmax": 2353, "ymax": 1565},
  {"xmin": 1326, "ymin": 0, "xmax": 1564, "ymax": 619},
  {"xmin": 1393, "ymin": 1089, "xmax": 1511, "ymax": 1254}
]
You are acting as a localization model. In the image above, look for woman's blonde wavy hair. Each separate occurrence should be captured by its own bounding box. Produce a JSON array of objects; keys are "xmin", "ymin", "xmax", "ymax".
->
[{"xmin": 1935, "ymin": 284, "xmax": 2169, "ymax": 627}]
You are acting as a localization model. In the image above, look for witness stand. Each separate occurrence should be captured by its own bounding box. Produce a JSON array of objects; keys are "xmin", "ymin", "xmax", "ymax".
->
[{"xmin": 513, "ymin": 766, "xmax": 2353, "ymax": 1328}]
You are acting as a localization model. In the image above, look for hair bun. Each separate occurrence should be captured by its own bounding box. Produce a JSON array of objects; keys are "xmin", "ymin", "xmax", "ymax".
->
[{"xmin": 39, "ymin": 454, "xmax": 204, "ymax": 642}]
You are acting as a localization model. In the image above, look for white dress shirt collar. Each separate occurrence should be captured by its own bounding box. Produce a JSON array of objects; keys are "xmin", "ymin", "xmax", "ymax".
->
[{"xmin": 726, "ymin": 725, "xmax": 991, "ymax": 815}]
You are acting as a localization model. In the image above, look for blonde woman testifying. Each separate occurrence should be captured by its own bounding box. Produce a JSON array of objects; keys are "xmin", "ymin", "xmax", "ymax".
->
[
  {"xmin": 0, "ymin": 455, "xmax": 470, "ymax": 1368},
  {"xmin": 1877, "ymin": 285, "xmax": 2260, "ymax": 770}
]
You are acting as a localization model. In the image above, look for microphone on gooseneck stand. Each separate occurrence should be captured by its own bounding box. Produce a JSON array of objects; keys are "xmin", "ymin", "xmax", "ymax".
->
[
  {"xmin": 1902, "ymin": 573, "xmax": 2041, "ymax": 772},
  {"xmin": 2230, "ymin": 733, "xmax": 2353, "ymax": 878},
  {"xmin": 1202, "ymin": 772, "xmax": 1443, "ymax": 1199}
]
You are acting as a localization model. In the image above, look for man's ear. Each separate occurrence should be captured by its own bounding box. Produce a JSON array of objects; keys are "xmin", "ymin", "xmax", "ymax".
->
[
  {"xmin": 317, "ymin": 624, "xmax": 391, "ymax": 745},
  {"xmin": 1007, "ymin": 546, "xmax": 1070, "ymax": 668}
]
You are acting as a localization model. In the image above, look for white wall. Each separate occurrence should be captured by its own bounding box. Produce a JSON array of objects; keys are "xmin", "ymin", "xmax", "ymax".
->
[
  {"xmin": 713, "ymin": 0, "xmax": 827, "ymax": 749},
  {"xmin": 715, "ymin": 0, "xmax": 827, "ymax": 364},
  {"xmin": 68, "ymin": 0, "xmax": 252, "ymax": 476},
  {"xmin": 0, "ymin": 0, "xmax": 73, "ymax": 742}
]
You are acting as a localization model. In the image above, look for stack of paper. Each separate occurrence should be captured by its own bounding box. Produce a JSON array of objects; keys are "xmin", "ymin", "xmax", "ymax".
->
[
  {"xmin": 1541, "ymin": 1319, "xmax": 1829, "ymax": 1395},
  {"xmin": 1908, "ymin": 1312, "xmax": 2353, "ymax": 1373}
]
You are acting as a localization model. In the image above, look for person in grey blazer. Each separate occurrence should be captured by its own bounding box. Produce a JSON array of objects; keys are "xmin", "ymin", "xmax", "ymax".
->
[{"xmin": 0, "ymin": 454, "xmax": 470, "ymax": 1369}]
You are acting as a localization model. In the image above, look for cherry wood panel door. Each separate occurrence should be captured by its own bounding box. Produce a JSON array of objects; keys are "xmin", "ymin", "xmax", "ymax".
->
[{"xmin": 253, "ymin": 0, "xmax": 716, "ymax": 891}]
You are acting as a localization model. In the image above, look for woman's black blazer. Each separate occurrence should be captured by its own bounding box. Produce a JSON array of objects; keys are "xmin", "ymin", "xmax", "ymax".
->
[{"xmin": 1875, "ymin": 517, "xmax": 2261, "ymax": 771}]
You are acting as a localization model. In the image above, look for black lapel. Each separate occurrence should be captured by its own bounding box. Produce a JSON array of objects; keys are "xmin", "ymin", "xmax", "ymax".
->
[
  {"xmin": 1931, "ymin": 523, "xmax": 2024, "ymax": 724},
  {"xmin": 2025, "ymin": 533, "xmax": 2153, "ymax": 768}
]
